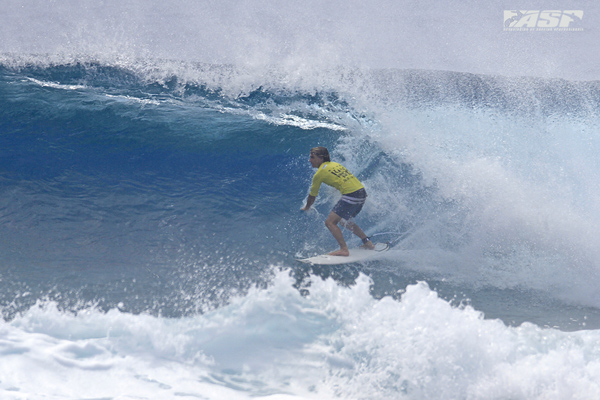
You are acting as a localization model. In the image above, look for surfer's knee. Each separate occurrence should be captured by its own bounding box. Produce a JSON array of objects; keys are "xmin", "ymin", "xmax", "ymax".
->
[
  {"xmin": 325, "ymin": 212, "xmax": 341, "ymax": 228},
  {"xmin": 324, "ymin": 216, "xmax": 340, "ymax": 231},
  {"xmin": 325, "ymin": 218, "xmax": 335, "ymax": 229}
]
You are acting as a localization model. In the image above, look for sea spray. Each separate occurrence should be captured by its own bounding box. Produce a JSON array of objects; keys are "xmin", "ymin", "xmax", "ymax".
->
[{"xmin": 3, "ymin": 271, "xmax": 600, "ymax": 399}]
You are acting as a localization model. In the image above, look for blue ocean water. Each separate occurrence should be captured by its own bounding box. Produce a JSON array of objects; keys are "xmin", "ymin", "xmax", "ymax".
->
[{"xmin": 1, "ymin": 58, "xmax": 600, "ymax": 399}]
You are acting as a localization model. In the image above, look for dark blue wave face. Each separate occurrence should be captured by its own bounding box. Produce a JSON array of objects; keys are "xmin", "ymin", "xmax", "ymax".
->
[{"xmin": 0, "ymin": 64, "xmax": 350, "ymax": 317}]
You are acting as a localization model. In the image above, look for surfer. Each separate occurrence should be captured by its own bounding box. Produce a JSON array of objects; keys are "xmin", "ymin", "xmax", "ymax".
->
[{"xmin": 301, "ymin": 146, "xmax": 375, "ymax": 256}]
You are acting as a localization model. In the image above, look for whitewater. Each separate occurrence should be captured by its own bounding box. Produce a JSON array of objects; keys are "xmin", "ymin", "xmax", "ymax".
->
[{"xmin": 2, "ymin": 1, "xmax": 600, "ymax": 399}]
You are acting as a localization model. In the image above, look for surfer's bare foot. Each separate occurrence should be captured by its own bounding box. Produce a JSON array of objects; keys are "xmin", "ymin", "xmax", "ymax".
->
[
  {"xmin": 360, "ymin": 240, "xmax": 375, "ymax": 250},
  {"xmin": 328, "ymin": 249, "xmax": 350, "ymax": 256}
]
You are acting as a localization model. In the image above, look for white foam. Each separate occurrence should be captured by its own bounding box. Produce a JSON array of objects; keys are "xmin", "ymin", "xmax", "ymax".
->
[
  {"xmin": 25, "ymin": 76, "xmax": 163, "ymax": 107},
  {"xmin": 214, "ymin": 104, "xmax": 348, "ymax": 131},
  {"xmin": 25, "ymin": 77, "xmax": 87, "ymax": 91},
  {"xmin": 2, "ymin": 270, "xmax": 600, "ymax": 399},
  {"xmin": 338, "ymin": 103, "xmax": 600, "ymax": 307}
]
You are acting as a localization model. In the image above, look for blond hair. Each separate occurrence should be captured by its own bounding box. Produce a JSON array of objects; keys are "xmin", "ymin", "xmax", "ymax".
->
[{"xmin": 310, "ymin": 146, "xmax": 331, "ymax": 162}]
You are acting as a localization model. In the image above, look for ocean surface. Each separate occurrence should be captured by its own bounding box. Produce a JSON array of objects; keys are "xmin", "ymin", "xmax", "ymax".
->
[{"xmin": 1, "ymin": 56, "xmax": 600, "ymax": 399}]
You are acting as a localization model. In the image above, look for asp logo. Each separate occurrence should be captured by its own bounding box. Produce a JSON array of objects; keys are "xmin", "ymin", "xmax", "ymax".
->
[{"xmin": 504, "ymin": 10, "xmax": 584, "ymax": 31}]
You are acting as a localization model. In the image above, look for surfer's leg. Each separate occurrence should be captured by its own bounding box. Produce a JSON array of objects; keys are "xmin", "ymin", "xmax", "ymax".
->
[
  {"xmin": 343, "ymin": 220, "xmax": 375, "ymax": 250},
  {"xmin": 325, "ymin": 212, "xmax": 350, "ymax": 256},
  {"xmin": 331, "ymin": 189, "xmax": 373, "ymax": 250}
]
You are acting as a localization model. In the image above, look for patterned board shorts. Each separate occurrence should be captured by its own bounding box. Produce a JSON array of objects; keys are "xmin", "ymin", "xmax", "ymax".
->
[{"xmin": 331, "ymin": 188, "xmax": 367, "ymax": 220}]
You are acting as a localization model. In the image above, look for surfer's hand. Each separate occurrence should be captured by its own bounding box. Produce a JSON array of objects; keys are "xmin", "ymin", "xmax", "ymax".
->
[{"xmin": 302, "ymin": 195, "xmax": 316, "ymax": 212}]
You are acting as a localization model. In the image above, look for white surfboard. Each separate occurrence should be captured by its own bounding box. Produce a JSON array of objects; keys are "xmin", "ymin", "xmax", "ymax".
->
[{"xmin": 297, "ymin": 243, "xmax": 389, "ymax": 265}]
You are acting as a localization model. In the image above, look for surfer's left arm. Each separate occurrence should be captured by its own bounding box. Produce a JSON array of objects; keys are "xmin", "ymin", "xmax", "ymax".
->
[{"xmin": 301, "ymin": 195, "xmax": 316, "ymax": 211}]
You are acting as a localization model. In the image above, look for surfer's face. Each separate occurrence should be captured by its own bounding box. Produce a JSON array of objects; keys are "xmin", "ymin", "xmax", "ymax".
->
[{"xmin": 309, "ymin": 152, "xmax": 324, "ymax": 168}]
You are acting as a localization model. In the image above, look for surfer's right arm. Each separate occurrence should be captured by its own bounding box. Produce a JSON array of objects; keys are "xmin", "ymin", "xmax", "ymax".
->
[
  {"xmin": 302, "ymin": 167, "xmax": 322, "ymax": 211},
  {"xmin": 301, "ymin": 195, "xmax": 316, "ymax": 211}
]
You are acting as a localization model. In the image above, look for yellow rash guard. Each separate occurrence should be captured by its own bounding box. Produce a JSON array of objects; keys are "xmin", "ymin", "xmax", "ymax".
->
[{"xmin": 309, "ymin": 162, "xmax": 364, "ymax": 197}]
